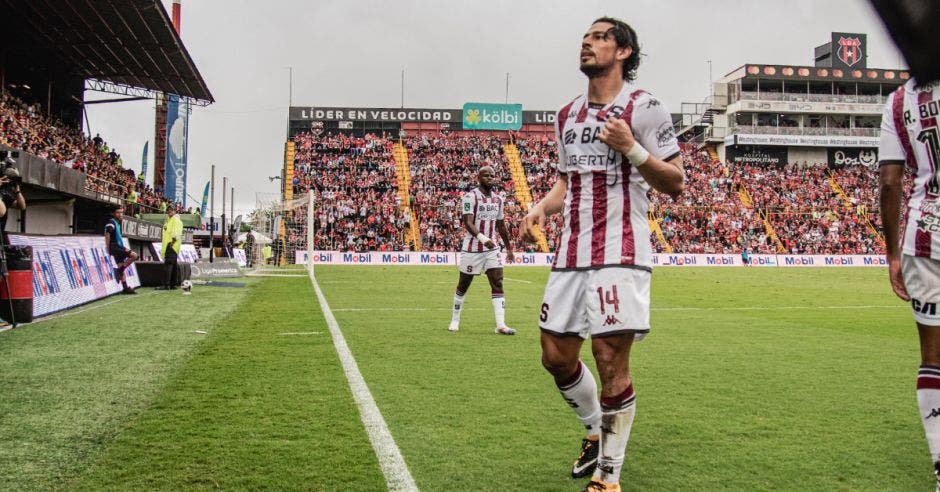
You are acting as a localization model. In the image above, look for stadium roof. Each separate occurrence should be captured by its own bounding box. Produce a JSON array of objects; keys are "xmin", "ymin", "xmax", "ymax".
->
[{"xmin": 0, "ymin": 0, "xmax": 214, "ymax": 105}]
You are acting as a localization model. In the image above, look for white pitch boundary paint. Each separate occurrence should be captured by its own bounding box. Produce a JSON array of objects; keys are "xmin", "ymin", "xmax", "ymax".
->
[
  {"xmin": 307, "ymin": 267, "xmax": 418, "ymax": 491},
  {"xmin": 279, "ymin": 332, "xmax": 322, "ymax": 336},
  {"xmin": 503, "ymin": 277, "xmax": 533, "ymax": 284},
  {"xmin": 329, "ymin": 304, "xmax": 906, "ymax": 313}
]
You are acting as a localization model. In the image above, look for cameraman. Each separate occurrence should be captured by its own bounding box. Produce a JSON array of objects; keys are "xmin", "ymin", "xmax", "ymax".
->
[{"xmin": 0, "ymin": 155, "xmax": 26, "ymax": 243}]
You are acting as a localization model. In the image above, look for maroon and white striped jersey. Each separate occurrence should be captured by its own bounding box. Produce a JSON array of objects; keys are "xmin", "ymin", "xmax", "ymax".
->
[
  {"xmin": 552, "ymin": 83, "xmax": 681, "ymax": 270},
  {"xmin": 879, "ymin": 80, "xmax": 940, "ymax": 260},
  {"xmin": 460, "ymin": 187, "xmax": 505, "ymax": 252}
]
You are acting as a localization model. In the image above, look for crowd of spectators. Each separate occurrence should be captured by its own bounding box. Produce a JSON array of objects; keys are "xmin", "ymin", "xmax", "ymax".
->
[
  {"xmin": 0, "ymin": 91, "xmax": 180, "ymax": 214},
  {"xmin": 290, "ymin": 128, "xmax": 890, "ymax": 256},
  {"xmin": 292, "ymin": 131, "xmax": 408, "ymax": 252}
]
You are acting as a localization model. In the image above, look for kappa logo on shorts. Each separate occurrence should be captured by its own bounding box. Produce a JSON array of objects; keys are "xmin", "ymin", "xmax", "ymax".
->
[{"xmin": 603, "ymin": 315, "xmax": 620, "ymax": 326}]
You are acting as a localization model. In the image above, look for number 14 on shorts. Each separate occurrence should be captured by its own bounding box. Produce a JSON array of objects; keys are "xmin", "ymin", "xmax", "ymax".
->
[{"xmin": 597, "ymin": 285, "xmax": 620, "ymax": 314}]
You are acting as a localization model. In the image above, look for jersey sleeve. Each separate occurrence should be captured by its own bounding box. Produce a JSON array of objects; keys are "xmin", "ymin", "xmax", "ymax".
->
[
  {"xmin": 630, "ymin": 93, "xmax": 681, "ymax": 161},
  {"xmin": 497, "ymin": 194, "xmax": 505, "ymax": 220},
  {"xmin": 104, "ymin": 223, "xmax": 115, "ymax": 235},
  {"xmin": 878, "ymin": 91, "xmax": 905, "ymax": 163},
  {"xmin": 460, "ymin": 192, "xmax": 475, "ymax": 217},
  {"xmin": 554, "ymin": 108, "xmax": 569, "ymax": 173}
]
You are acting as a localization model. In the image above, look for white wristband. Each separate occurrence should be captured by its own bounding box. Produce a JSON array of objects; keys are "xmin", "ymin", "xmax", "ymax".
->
[
  {"xmin": 625, "ymin": 142, "xmax": 650, "ymax": 167},
  {"xmin": 476, "ymin": 233, "xmax": 488, "ymax": 243}
]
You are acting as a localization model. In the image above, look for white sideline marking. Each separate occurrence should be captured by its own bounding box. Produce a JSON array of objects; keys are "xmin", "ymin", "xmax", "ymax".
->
[
  {"xmin": 333, "ymin": 307, "xmax": 485, "ymax": 312},
  {"xmin": 307, "ymin": 267, "xmax": 418, "ymax": 491},
  {"xmin": 504, "ymin": 277, "xmax": 533, "ymax": 284},
  {"xmin": 329, "ymin": 304, "xmax": 905, "ymax": 313},
  {"xmin": 279, "ymin": 331, "xmax": 322, "ymax": 336},
  {"xmin": 653, "ymin": 304, "xmax": 904, "ymax": 312},
  {"xmin": 247, "ymin": 273, "xmax": 308, "ymax": 277}
]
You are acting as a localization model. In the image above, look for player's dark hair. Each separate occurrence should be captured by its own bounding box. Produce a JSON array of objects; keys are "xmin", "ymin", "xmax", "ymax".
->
[{"xmin": 593, "ymin": 16, "xmax": 641, "ymax": 82}]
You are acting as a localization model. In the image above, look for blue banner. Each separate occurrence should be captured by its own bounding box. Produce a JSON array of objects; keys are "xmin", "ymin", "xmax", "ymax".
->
[
  {"xmin": 200, "ymin": 181, "xmax": 210, "ymax": 217},
  {"xmin": 165, "ymin": 95, "xmax": 190, "ymax": 207},
  {"xmin": 140, "ymin": 141, "xmax": 149, "ymax": 183}
]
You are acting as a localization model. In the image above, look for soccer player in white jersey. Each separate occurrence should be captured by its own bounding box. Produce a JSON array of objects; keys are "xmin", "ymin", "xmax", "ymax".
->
[
  {"xmin": 521, "ymin": 17, "xmax": 684, "ymax": 492},
  {"xmin": 449, "ymin": 165, "xmax": 517, "ymax": 335},
  {"xmin": 879, "ymin": 78, "xmax": 940, "ymax": 489}
]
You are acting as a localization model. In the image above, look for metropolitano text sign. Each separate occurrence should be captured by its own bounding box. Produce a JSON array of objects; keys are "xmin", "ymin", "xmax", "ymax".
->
[{"xmin": 462, "ymin": 103, "xmax": 523, "ymax": 130}]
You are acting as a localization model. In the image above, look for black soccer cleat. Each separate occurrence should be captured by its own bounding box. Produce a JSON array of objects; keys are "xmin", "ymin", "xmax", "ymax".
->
[{"xmin": 571, "ymin": 437, "xmax": 599, "ymax": 478}]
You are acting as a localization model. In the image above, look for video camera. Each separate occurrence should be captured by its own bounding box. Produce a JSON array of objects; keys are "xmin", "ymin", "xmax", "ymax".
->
[{"xmin": 0, "ymin": 150, "xmax": 22, "ymax": 188}]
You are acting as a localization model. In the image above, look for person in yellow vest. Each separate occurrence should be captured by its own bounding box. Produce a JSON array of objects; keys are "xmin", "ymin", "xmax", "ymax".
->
[
  {"xmin": 158, "ymin": 201, "xmax": 167, "ymax": 213},
  {"xmin": 263, "ymin": 243, "xmax": 273, "ymax": 265},
  {"xmin": 160, "ymin": 208, "xmax": 183, "ymax": 290},
  {"xmin": 126, "ymin": 189, "xmax": 139, "ymax": 217}
]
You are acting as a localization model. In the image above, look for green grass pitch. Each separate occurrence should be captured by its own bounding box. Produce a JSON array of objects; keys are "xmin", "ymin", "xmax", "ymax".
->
[{"xmin": 0, "ymin": 266, "xmax": 932, "ymax": 490}]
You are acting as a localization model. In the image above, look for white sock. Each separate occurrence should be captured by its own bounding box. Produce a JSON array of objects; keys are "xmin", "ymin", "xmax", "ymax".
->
[
  {"xmin": 492, "ymin": 293, "xmax": 505, "ymax": 327},
  {"xmin": 918, "ymin": 365, "xmax": 940, "ymax": 463},
  {"xmin": 451, "ymin": 291, "xmax": 465, "ymax": 324},
  {"xmin": 556, "ymin": 361, "xmax": 602, "ymax": 436},
  {"xmin": 594, "ymin": 384, "xmax": 636, "ymax": 484}
]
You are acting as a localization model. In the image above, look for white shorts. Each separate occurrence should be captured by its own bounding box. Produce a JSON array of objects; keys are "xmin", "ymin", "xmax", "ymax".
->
[
  {"xmin": 539, "ymin": 267, "xmax": 651, "ymax": 339},
  {"xmin": 902, "ymin": 255, "xmax": 940, "ymax": 326},
  {"xmin": 459, "ymin": 249, "xmax": 502, "ymax": 275}
]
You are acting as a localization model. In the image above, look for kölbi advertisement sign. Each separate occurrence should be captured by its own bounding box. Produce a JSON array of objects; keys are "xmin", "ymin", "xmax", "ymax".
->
[{"xmin": 462, "ymin": 103, "xmax": 523, "ymax": 131}]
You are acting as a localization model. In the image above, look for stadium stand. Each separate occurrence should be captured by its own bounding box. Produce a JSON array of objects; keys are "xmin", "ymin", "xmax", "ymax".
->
[
  {"xmin": 0, "ymin": 91, "xmax": 181, "ymax": 215},
  {"xmin": 290, "ymin": 128, "xmax": 892, "ymax": 256}
]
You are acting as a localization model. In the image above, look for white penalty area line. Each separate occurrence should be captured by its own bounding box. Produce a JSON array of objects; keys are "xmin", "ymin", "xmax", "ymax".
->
[
  {"xmin": 307, "ymin": 267, "xmax": 418, "ymax": 491},
  {"xmin": 503, "ymin": 277, "xmax": 533, "ymax": 284},
  {"xmin": 279, "ymin": 331, "xmax": 322, "ymax": 336}
]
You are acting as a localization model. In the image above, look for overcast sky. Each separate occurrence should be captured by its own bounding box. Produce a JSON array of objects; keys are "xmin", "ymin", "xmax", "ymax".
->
[{"xmin": 84, "ymin": 0, "xmax": 904, "ymax": 217}]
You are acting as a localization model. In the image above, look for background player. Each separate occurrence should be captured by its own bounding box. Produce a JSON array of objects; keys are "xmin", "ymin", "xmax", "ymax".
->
[
  {"xmin": 521, "ymin": 17, "xmax": 684, "ymax": 492},
  {"xmin": 879, "ymin": 78, "xmax": 940, "ymax": 489},
  {"xmin": 449, "ymin": 166, "xmax": 516, "ymax": 335},
  {"xmin": 104, "ymin": 206, "xmax": 138, "ymax": 294}
]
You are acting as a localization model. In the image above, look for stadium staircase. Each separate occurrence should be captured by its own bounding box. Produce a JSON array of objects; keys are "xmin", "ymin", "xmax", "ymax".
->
[
  {"xmin": 706, "ymin": 145, "xmax": 720, "ymax": 163},
  {"xmin": 648, "ymin": 209, "xmax": 673, "ymax": 253},
  {"xmin": 826, "ymin": 171, "xmax": 886, "ymax": 248},
  {"xmin": 392, "ymin": 143, "xmax": 422, "ymax": 251},
  {"xmin": 759, "ymin": 210, "xmax": 787, "ymax": 253},
  {"xmin": 737, "ymin": 184, "xmax": 754, "ymax": 209},
  {"xmin": 503, "ymin": 143, "xmax": 550, "ymax": 252},
  {"xmin": 736, "ymin": 179, "xmax": 786, "ymax": 253}
]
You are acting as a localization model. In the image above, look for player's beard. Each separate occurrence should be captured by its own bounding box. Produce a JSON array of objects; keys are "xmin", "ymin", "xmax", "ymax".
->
[{"xmin": 580, "ymin": 60, "xmax": 610, "ymax": 79}]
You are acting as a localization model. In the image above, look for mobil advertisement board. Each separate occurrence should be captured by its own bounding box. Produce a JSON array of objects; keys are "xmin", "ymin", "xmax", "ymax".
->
[
  {"xmin": 7, "ymin": 234, "xmax": 140, "ymax": 318},
  {"xmin": 296, "ymin": 251, "xmax": 556, "ymax": 266},
  {"xmin": 295, "ymin": 251, "xmax": 888, "ymax": 268}
]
